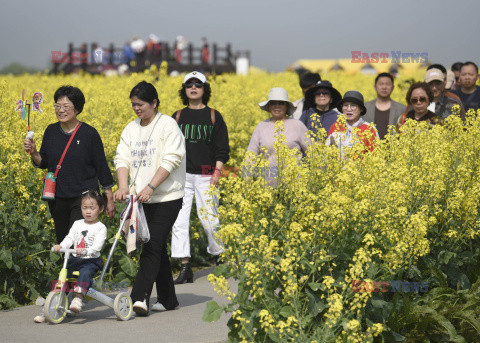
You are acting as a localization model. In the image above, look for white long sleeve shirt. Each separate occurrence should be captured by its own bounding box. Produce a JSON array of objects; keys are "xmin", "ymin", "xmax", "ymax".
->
[
  {"xmin": 114, "ymin": 113, "xmax": 186, "ymax": 203},
  {"xmin": 60, "ymin": 220, "xmax": 107, "ymax": 258}
]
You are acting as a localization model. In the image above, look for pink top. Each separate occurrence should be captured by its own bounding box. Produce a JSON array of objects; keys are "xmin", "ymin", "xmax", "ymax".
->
[{"xmin": 247, "ymin": 118, "xmax": 308, "ymax": 166}]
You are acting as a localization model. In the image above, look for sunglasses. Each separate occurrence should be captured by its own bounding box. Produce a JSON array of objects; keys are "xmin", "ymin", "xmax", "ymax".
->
[
  {"xmin": 185, "ymin": 81, "xmax": 204, "ymax": 89},
  {"xmin": 410, "ymin": 97, "xmax": 428, "ymax": 104},
  {"xmin": 314, "ymin": 90, "xmax": 331, "ymax": 96},
  {"xmin": 269, "ymin": 101, "xmax": 287, "ymax": 106}
]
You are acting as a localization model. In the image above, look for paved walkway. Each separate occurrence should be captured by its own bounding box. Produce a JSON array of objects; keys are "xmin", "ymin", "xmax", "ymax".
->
[{"xmin": 0, "ymin": 267, "xmax": 232, "ymax": 343}]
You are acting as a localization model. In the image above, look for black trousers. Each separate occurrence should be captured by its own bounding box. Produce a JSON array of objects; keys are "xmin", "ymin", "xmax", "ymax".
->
[
  {"xmin": 130, "ymin": 198, "xmax": 183, "ymax": 310},
  {"xmin": 47, "ymin": 197, "xmax": 83, "ymax": 243}
]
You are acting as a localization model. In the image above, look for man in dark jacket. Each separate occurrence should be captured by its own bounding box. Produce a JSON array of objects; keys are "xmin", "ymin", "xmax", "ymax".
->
[
  {"xmin": 424, "ymin": 68, "xmax": 465, "ymax": 119},
  {"xmin": 364, "ymin": 73, "xmax": 406, "ymax": 139},
  {"xmin": 452, "ymin": 61, "xmax": 480, "ymax": 112}
]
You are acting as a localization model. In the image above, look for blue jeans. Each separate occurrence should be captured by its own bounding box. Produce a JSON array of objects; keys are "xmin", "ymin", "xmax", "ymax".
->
[{"xmin": 66, "ymin": 257, "xmax": 102, "ymax": 293}]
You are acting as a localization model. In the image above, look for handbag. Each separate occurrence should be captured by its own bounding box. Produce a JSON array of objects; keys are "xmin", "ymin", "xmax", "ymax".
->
[{"xmin": 41, "ymin": 122, "xmax": 82, "ymax": 201}]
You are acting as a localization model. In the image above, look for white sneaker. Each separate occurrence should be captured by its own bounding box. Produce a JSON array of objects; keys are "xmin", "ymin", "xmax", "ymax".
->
[
  {"xmin": 151, "ymin": 301, "xmax": 166, "ymax": 311},
  {"xmin": 33, "ymin": 309, "xmax": 45, "ymax": 323},
  {"xmin": 133, "ymin": 300, "xmax": 148, "ymax": 315},
  {"xmin": 69, "ymin": 297, "xmax": 83, "ymax": 313}
]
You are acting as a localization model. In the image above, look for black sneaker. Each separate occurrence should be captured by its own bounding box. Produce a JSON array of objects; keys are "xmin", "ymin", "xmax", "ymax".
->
[{"xmin": 174, "ymin": 263, "xmax": 194, "ymax": 284}]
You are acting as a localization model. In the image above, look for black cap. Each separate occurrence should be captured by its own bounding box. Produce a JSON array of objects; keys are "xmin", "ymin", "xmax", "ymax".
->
[{"xmin": 337, "ymin": 90, "xmax": 367, "ymax": 116}]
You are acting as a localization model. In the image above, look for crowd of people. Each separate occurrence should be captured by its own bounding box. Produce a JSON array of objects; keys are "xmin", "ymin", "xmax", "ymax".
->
[
  {"xmin": 119, "ymin": 35, "xmax": 210, "ymax": 73},
  {"xmin": 23, "ymin": 60, "xmax": 479, "ymax": 320},
  {"xmin": 85, "ymin": 35, "xmax": 211, "ymax": 74},
  {"xmin": 251, "ymin": 61, "xmax": 478, "ymax": 169}
]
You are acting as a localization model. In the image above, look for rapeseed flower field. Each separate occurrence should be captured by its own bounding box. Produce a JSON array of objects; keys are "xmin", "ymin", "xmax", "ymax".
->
[{"xmin": 2, "ymin": 65, "xmax": 480, "ymax": 342}]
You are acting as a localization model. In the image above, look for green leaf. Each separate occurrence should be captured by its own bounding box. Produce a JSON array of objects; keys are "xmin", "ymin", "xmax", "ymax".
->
[
  {"xmin": 279, "ymin": 305, "xmax": 294, "ymax": 318},
  {"xmin": 457, "ymin": 273, "xmax": 471, "ymax": 290},
  {"xmin": 49, "ymin": 252, "xmax": 60, "ymax": 263},
  {"xmin": 308, "ymin": 282, "xmax": 323, "ymax": 292},
  {"xmin": 405, "ymin": 265, "xmax": 422, "ymax": 279},
  {"xmin": 371, "ymin": 299, "xmax": 390, "ymax": 309},
  {"xmin": 26, "ymin": 283, "xmax": 40, "ymax": 301},
  {"xmin": 413, "ymin": 306, "xmax": 464, "ymax": 342},
  {"xmin": 36, "ymin": 257, "xmax": 44, "ymax": 267},
  {"xmin": 202, "ymin": 300, "xmax": 223, "ymax": 322},
  {"xmin": 450, "ymin": 337, "xmax": 467, "ymax": 343},
  {"xmin": 0, "ymin": 247, "xmax": 12, "ymax": 268},
  {"xmin": 306, "ymin": 289, "xmax": 326, "ymax": 315},
  {"xmin": 390, "ymin": 331, "xmax": 407, "ymax": 342},
  {"xmin": 366, "ymin": 262, "xmax": 380, "ymax": 279},
  {"xmin": 119, "ymin": 255, "xmax": 137, "ymax": 277},
  {"xmin": 430, "ymin": 266, "xmax": 448, "ymax": 287},
  {"xmin": 213, "ymin": 262, "xmax": 228, "ymax": 276},
  {"xmin": 371, "ymin": 299, "xmax": 393, "ymax": 320},
  {"xmin": 113, "ymin": 272, "xmax": 127, "ymax": 282},
  {"xmin": 438, "ymin": 250, "xmax": 456, "ymax": 265},
  {"xmin": 452, "ymin": 310, "xmax": 480, "ymax": 334}
]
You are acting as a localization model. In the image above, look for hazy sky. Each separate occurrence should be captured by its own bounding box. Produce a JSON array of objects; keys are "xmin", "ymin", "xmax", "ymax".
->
[{"xmin": 1, "ymin": 0, "xmax": 479, "ymax": 72}]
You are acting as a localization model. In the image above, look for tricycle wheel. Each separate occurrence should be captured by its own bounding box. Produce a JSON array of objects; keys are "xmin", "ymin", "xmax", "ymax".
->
[
  {"xmin": 44, "ymin": 291, "xmax": 68, "ymax": 324},
  {"xmin": 114, "ymin": 292, "xmax": 132, "ymax": 321}
]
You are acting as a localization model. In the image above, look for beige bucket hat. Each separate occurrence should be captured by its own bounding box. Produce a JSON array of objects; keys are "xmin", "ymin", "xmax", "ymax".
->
[{"xmin": 258, "ymin": 87, "xmax": 296, "ymax": 116}]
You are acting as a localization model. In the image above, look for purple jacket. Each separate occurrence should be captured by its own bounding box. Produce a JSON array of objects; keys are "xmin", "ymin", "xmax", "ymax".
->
[{"xmin": 299, "ymin": 108, "xmax": 338, "ymax": 141}]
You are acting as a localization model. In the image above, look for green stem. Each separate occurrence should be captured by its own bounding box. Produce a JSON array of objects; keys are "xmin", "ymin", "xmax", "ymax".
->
[{"xmin": 27, "ymin": 249, "xmax": 50, "ymax": 258}]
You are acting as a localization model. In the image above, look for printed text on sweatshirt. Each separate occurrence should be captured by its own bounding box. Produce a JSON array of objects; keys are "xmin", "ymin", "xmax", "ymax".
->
[
  {"xmin": 114, "ymin": 113, "xmax": 186, "ymax": 203},
  {"xmin": 173, "ymin": 106, "xmax": 230, "ymax": 175}
]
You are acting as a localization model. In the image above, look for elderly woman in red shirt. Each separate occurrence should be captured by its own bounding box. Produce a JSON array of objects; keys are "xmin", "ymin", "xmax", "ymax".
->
[{"xmin": 326, "ymin": 90, "xmax": 379, "ymax": 156}]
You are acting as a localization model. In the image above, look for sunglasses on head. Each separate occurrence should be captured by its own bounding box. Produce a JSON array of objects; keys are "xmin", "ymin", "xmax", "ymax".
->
[
  {"xmin": 314, "ymin": 90, "xmax": 330, "ymax": 96},
  {"xmin": 185, "ymin": 81, "xmax": 204, "ymax": 89},
  {"xmin": 411, "ymin": 97, "xmax": 428, "ymax": 104}
]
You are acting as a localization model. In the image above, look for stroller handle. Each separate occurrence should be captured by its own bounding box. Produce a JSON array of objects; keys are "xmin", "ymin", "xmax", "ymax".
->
[{"xmin": 51, "ymin": 247, "xmax": 77, "ymax": 253}]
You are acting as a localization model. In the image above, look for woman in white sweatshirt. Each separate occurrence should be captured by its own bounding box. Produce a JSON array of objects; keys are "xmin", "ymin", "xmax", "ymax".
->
[{"xmin": 114, "ymin": 81, "xmax": 186, "ymax": 316}]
